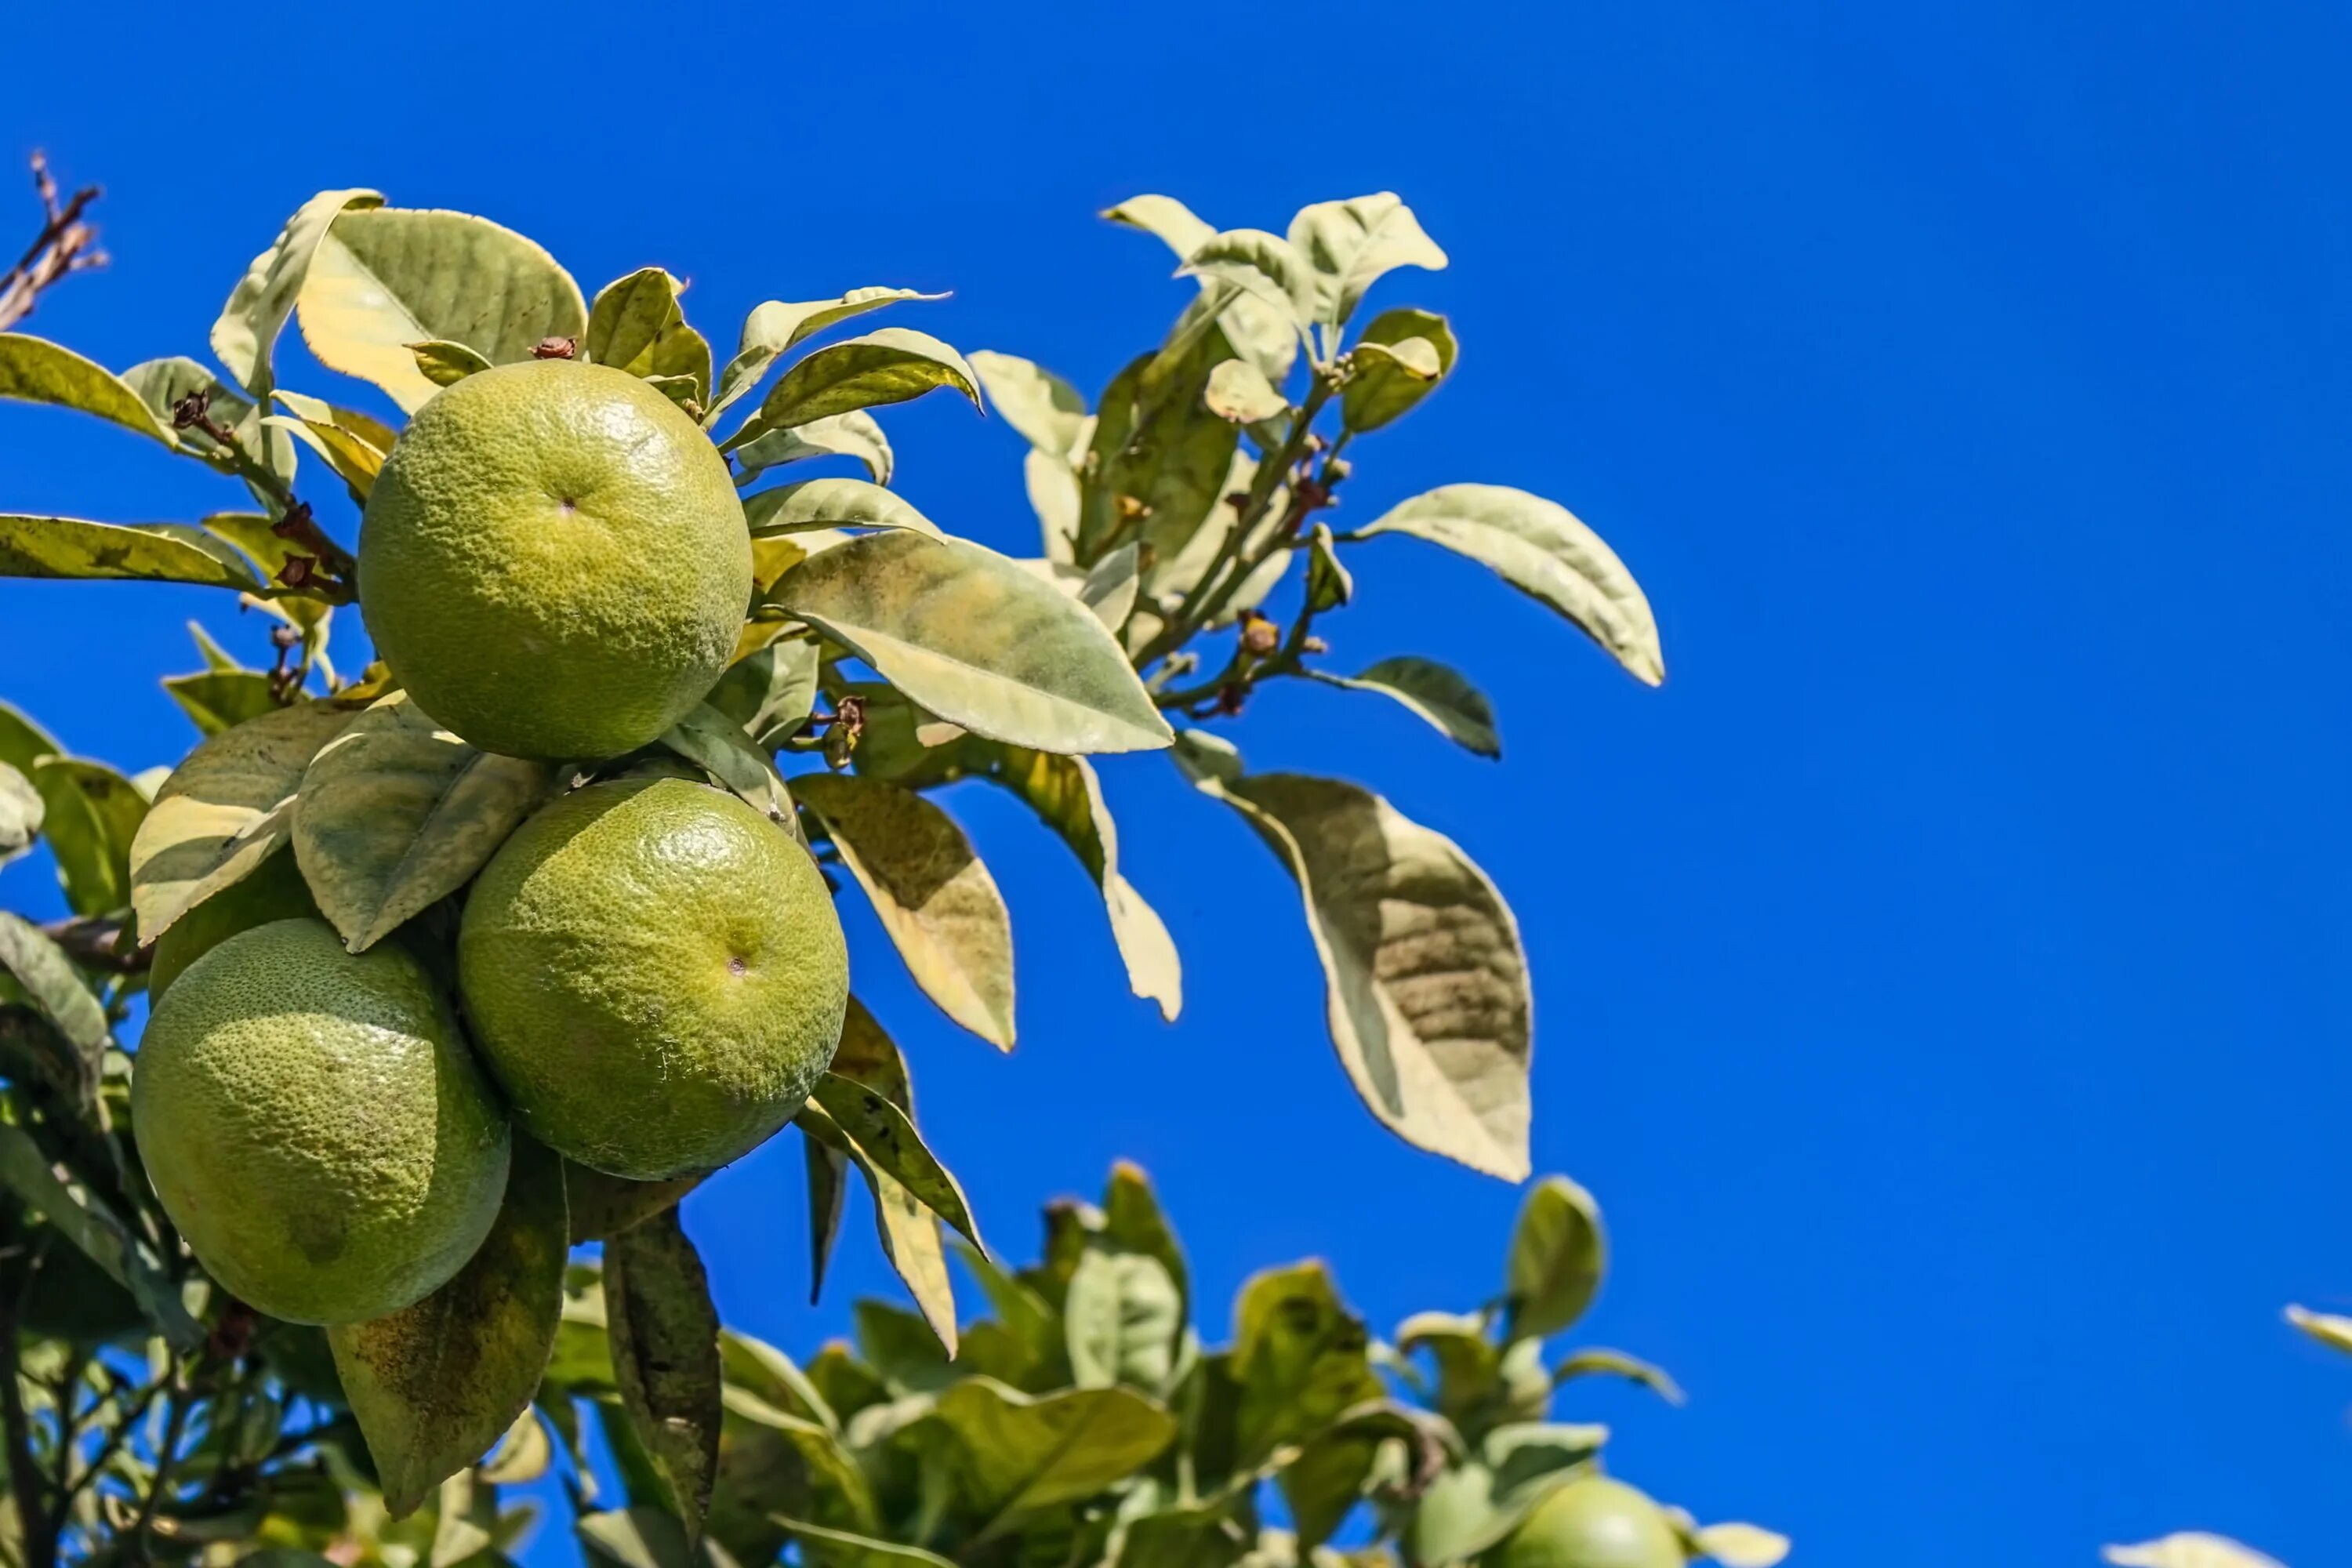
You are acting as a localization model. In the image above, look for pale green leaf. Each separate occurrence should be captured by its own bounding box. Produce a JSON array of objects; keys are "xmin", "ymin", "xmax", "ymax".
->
[
  {"xmin": 734, "ymin": 410, "xmax": 892, "ymax": 485},
  {"xmin": 212, "ymin": 189, "xmax": 386, "ymax": 393},
  {"xmin": 605, "ymin": 1207, "xmax": 723, "ymax": 1543},
  {"xmin": 2103, "ymin": 1536, "xmax": 2282, "ymax": 1568},
  {"xmin": 770, "ymin": 531, "xmax": 1172, "ymax": 754},
  {"xmin": 270, "ymin": 387, "xmax": 400, "ymax": 453},
  {"xmin": 737, "ymin": 328, "xmax": 981, "ymax": 439},
  {"xmin": 128, "ymin": 701, "xmax": 353, "ymax": 940},
  {"xmin": 1691, "ymin": 1523, "xmax": 1791, "ymax": 1567},
  {"xmin": 1550, "ymin": 1347, "xmax": 1682, "ymax": 1404},
  {"xmin": 480, "ymin": 1406, "xmax": 554, "ymax": 1485},
  {"xmin": 1506, "ymin": 1177, "xmax": 1605, "ymax": 1340},
  {"xmin": 800, "ymin": 1087, "xmax": 960, "ymax": 1352},
  {"xmin": 808, "ymin": 1049, "xmax": 982, "ymax": 1257},
  {"xmin": 743, "ymin": 478, "xmax": 940, "ymax": 538},
  {"xmin": 330, "ymin": 1136, "xmax": 564, "ymax": 1515},
  {"xmin": 0, "ymin": 515, "xmax": 260, "ymax": 589},
  {"xmin": 968, "ymin": 351, "xmax": 1088, "ymax": 456},
  {"xmin": 1342, "ymin": 308, "xmax": 1457, "ymax": 433},
  {"xmin": 1065, "ymin": 1247, "xmax": 1181, "ymax": 1390},
  {"xmin": 793, "ymin": 771, "xmax": 1013, "ymax": 1049},
  {"xmin": 1188, "ymin": 768, "xmax": 1532, "ymax": 1180},
  {"xmin": 0, "ymin": 762, "xmax": 38, "ymax": 864},
  {"xmin": 915, "ymin": 1378, "xmax": 1177, "ymax": 1532},
  {"xmin": 1104, "ymin": 197, "xmax": 1298, "ymax": 380},
  {"xmin": 707, "ymin": 639, "xmax": 821, "ymax": 750},
  {"xmin": 1309, "ymin": 656, "xmax": 1498, "ymax": 759},
  {"xmin": 1286, "ymin": 194, "xmax": 1448, "ymax": 328},
  {"xmin": 706, "ymin": 288, "xmax": 946, "ymax": 428},
  {"xmin": 0, "ymin": 334, "xmax": 176, "ymax": 447},
  {"xmin": 1205, "ymin": 358, "xmax": 1287, "ymax": 424},
  {"xmin": 1079, "ymin": 542, "xmax": 1141, "ymax": 630},
  {"xmin": 293, "ymin": 691, "xmax": 554, "ymax": 951},
  {"xmin": 773, "ymin": 1519, "xmax": 953, "ymax": 1567},
  {"xmin": 1176, "ymin": 230, "xmax": 1314, "ymax": 340},
  {"xmin": 296, "ymin": 206, "xmax": 588, "ymax": 412},
  {"xmin": 1354, "ymin": 485, "xmax": 1663, "ymax": 685},
  {"xmin": 1026, "ymin": 449, "xmax": 1081, "ymax": 563}
]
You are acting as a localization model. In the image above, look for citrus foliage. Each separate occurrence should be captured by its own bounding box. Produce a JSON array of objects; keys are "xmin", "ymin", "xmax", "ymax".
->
[{"xmin": 0, "ymin": 184, "xmax": 1678, "ymax": 1563}]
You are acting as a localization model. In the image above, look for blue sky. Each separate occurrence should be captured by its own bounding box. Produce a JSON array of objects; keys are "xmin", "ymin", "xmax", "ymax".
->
[{"xmin": 7, "ymin": 2, "xmax": 2352, "ymax": 1563}]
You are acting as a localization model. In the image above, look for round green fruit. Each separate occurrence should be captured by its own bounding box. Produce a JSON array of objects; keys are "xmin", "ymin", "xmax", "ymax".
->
[
  {"xmin": 132, "ymin": 918, "xmax": 510, "ymax": 1325},
  {"xmin": 358, "ymin": 359, "xmax": 752, "ymax": 760},
  {"xmin": 457, "ymin": 777, "xmax": 847, "ymax": 1179},
  {"xmin": 1483, "ymin": 1477, "xmax": 1685, "ymax": 1568},
  {"xmin": 147, "ymin": 845, "xmax": 318, "ymax": 1001}
]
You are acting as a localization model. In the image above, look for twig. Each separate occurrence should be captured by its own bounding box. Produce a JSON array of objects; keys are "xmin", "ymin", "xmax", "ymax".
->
[{"xmin": 0, "ymin": 153, "xmax": 104, "ymax": 333}]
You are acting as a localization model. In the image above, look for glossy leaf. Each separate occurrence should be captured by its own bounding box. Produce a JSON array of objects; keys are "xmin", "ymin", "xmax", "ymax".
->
[
  {"xmin": 916, "ymin": 1378, "xmax": 1178, "ymax": 1533},
  {"xmin": 707, "ymin": 288, "xmax": 946, "ymax": 427},
  {"xmin": 1065, "ymin": 1247, "xmax": 1181, "ymax": 1390},
  {"xmin": 771, "ymin": 531, "xmax": 1172, "ymax": 754},
  {"xmin": 734, "ymin": 410, "xmax": 893, "ymax": 485},
  {"xmin": 0, "ymin": 514, "xmax": 260, "ymax": 589},
  {"xmin": 1229, "ymin": 1262, "xmax": 1382, "ymax": 1466},
  {"xmin": 129, "ymin": 701, "xmax": 352, "ymax": 940},
  {"xmin": 212, "ymin": 189, "xmax": 386, "ymax": 393},
  {"xmin": 0, "ymin": 1125, "xmax": 200, "ymax": 1347},
  {"xmin": 794, "ymin": 772, "xmax": 1013, "ymax": 1049},
  {"xmin": 329, "ymin": 1136, "xmax": 564, "ymax": 1515},
  {"xmin": 1310, "ymin": 656, "xmax": 1499, "ymax": 759},
  {"xmin": 1355, "ymin": 485, "xmax": 1664, "ymax": 685},
  {"xmin": 1505, "ymin": 1178, "xmax": 1605, "ymax": 1340},
  {"xmin": 163, "ymin": 670, "xmax": 283, "ymax": 738},
  {"xmin": 739, "ymin": 328, "xmax": 981, "ymax": 439},
  {"xmin": 1286, "ymin": 194, "xmax": 1449, "ymax": 327},
  {"xmin": 31, "ymin": 756, "xmax": 147, "ymax": 916},
  {"xmin": 2103, "ymin": 1537, "xmax": 2282, "ymax": 1568},
  {"xmin": 0, "ymin": 333, "xmax": 176, "ymax": 448},
  {"xmin": 968, "ymin": 351, "xmax": 1089, "ymax": 456},
  {"xmin": 1342, "ymin": 309, "xmax": 1457, "ymax": 432},
  {"xmin": 1205, "ymin": 358, "xmax": 1287, "ymax": 424},
  {"xmin": 743, "ymin": 478, "xmax": 940, "ymax": 538},
  {"xmin": 1187, "ymin": 767, "xmax": 1533, "ymax": 1180},
  {"xmin": 296, "ymin": 206, "xmax": 589, "ymax": 412},
  {"xmin": 293, "ymin": 692, "xmax": 554, "ymax": 951},
  {"xmin": 605, "ymin": 1206, "xmax": 724, "ymax": 1542},
  {"xmin": 0, "ymin": 913, "xmax": 105, "ymax": 1104},
  {"xmin": 586, "ymin": 267, "xmax": 712, "ymax": 396}
]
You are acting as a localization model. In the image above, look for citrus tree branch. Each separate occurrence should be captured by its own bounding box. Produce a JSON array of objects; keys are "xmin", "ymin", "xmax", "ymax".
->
[{"xmin": 0, "ymin": 153, "xmax": 103, "ymax": 333}]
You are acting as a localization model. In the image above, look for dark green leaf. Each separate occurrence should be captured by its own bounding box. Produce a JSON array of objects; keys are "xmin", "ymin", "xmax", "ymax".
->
[
  {"xmin": 1080, "ymin": 334, "xmax": 1240, "ymax": 570},
  {"xmin": 565, "ymin": 1163, "xmax": 704, "ymax": 1246},
  {"xmin": 604, "ymin": 1206, "xmax": 723, "ymax": 1544},
  {"xmin": 329, "ymin": 1136, "xmax": 566, "ymax": 1516},
  {"xmin": 0, "ymin": 1125, "xmax": 200, "ymax": 1348},
  {"xmin": 1341, "ymin": 308, "xmax": 1457, "ymax": 432},
  {"xmin": 0, "ymin": 913, "xmax": 106, "ymax": 1104},
  {"xmin": 916, "ymin": 1378, "xmax": 1177, "ymax": 1535},
  {"xmin": 706, "ymin": 640, "xmax": 821, "ymax": 750},
  {"xmin": 1308, "ymin": 656, "xmax": 1498, "ymax": 759},
  {"xmin": 1305, "ymin": 521, "xmax": 1353, "ymax": 612},
  {"xmin": 1229, "ymin": 1262, "xmax": 1381, "ymax": 1467},
  {"xmin": 1504, "ymin": 1177, "xmax": 1605, "ymax": 1341},
  {"xmin": 586, "ymin": 267, "xmax": 713, "ymax": 398}
]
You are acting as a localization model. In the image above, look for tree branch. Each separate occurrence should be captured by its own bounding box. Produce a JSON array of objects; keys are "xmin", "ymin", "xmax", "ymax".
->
[{"xmin": 0, "ymin": 152, "xmax": 103, "ymax": 333}]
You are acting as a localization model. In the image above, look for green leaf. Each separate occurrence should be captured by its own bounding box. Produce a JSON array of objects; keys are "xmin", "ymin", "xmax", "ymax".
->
[
  {"xmin": 481, "ymin": 1406, "xmax": 554, "ymax": 1484},
  {"xmin": 263, "ymin": 399, "xmax": 387, "ymax": 500},
  {"xmin": 804, "ymin": 1125, "xmax": 850, "ymax": 1305},
  {"xmin": 1353, "ymin": 485, "xmax": 1664, "ymax": 685},
  {"xmin": 771, "ymin": 531, "xmax": 1172, "ymax": 754},
  {"xmin": 1505, "ymin": 1177, "xmax": 1605, "ymax": 1340},
  {"xmin": 772, "ymin": 1518, "xmax": 956, "ymax": 1567},
  {"xmin": 1078, "ymin": 543, "xmax": 1141, "ymax": 632},
  {"xmin": 329, "ymin": 1135, "xmax": 565, "ymax": 1515},
  {"xmin": 2286, "ymin": 1303, "xmax": 2352, "ymax": 1356},
  {"xmin": 1229, "ymin": 1262, "xmax": 1382, "ymax": 1467},
  {"xmin": 735, "ymin": 328, "xmax": 981, "ymax": 441},
  {"xmin": 129, "ymin": 702, "xmax": 354, "ymax": 941},
  {"xmin": 0, "ymin": 762, "xmax": 38, "ymax": 864},
  {"xmin": 1286, "ymin": 194, "xmax": 1448, "ymax": 328},
  {"xmin": 409, "ymin": 339, "xmax": 493, "ymax": 387},
  {"xmin": 967, "ymin": 352, "xmax": 1089, "ymax": 456},
  {"xmin": 0, "ymin": 334, "xmax": 177, "ymax": 448},
  {"xmin": 1341, "ymin": 309, "xmax": 1457, "ymax": 432},
  {"xmin": 793, "ymin": 772, "xmax": 1013, "ymax": 1050},
  {"xmin": 1405, "ymin": 1425, "xmax": 1606, "ymax": 1563},
  {"xmin": 813, "ymin": 1018, "xmax": 983, "ymax": 1258},
  {"xmin": 1176, "ymin": 231, "xmax": 1314, "ymax": 342},
  {"xmin": 604, "ymin": 1207, "xmax": 724, "ymax": 1544},
  {"xmin": 31, "ymin": 756, "xmax": 148, "ymax": 916},
  {"xmin": 1551, "ymin": 1347, "xmax": 1682, "ymax": 1404},
  {"xmin": 707, "ymin": 289, "xmax": 947, "ymax": 428},
  {"xmin": 734, "ymin": 411, "xmax": 893, "ymax": 485},
  {"xmin": 1080, "ymin": 335, "xmax": 1240, "ymax": 572},
  {"xmin": 579, "ymin": 1507, "xmax": 710, "ymax": 1568},
  {"xmin": 1304, "ymin": 522, "xmax": 1353, "ymax": 613},
  {"xmin": 1394, "ymin": 1310, "xmax": 1502, "ymax": 1428},
  {"xmin": 162, "ymin": 670, "xmax": 281, "ymax": 738},
  {"xmin": 1691, "ymin": 1523, "xmax": 1791, "ymax": 1566},
  {"xmin": 743, "ymin": 478, "xmax": 941, "ymax": 538},
  {"xmin": 0, "ymin": 701, "xmax": 60, "ymax": 779},
  {"xmin": 296, "ymin": 206, "xmax": 589, "ymax": 412},
  {"xmin": 1279, "ymin": 1403, "xmax": 1441, "ymax": 1549},
  {"xmin": 201, "ymin": 510, "xmax": 315, "ymax": 593},
  {"xmin": 0, "ymin": 515, "xmax": 260, "ymax": 589},
  {"xmin": 1204, "ymin": 359, "xmax": 1287, "ymax": 424},
  {"xmin": 586, "ymin": 268, "xmax": 713, "ymax": 397},
  {"xmin": 799, "ymin": 1090, "xmax": 960, "ymax": 1353},
  {"xmin": 0, "ymin": 1125, "xmax": 200, "ymax": 1348},
  {"xmin": 292, "ymin": 692, "xmax": 554, "ymax": 951},
  {"xmin": 706, "ymin": 639, "xmax": 821, "ymax": 750},
  {"xmin": 114, "ymin": 356, "xmax": 294, "ymax": 489},
  {"xmin": 1105, "ymin": 197, "xmax": 1300, "ymax": 381},
  {"xmin": 1026, "ymin": 450, "xmax": 1081, "ymax": 563},
  {"xmin": 212, "ymin": 189, "xmax": 387, "ymax": 394},
  {"xmin": 566, "ymin": 1163, "xmax": 704, "ymax": 1247},
  {"xmin": 1100, "ymin": 1163, "xmax": 1188, "ymax": 1316},
  {"xmin": 916, "ymin": 1378, "xmax": 1178, "ymax": 1536},
  {"xmin": 1186, "ymin": 768, "xmax": 1533, "ymax": 1180},
  {"xmin": 659, "ymin": 704, "xmax": 795, "ymax": 829},
  {"xmin": 0, "ymin": 913, "xmax": 106, "ymax": 1103},
  {"xmin": 1065, "ymin": 1246, "xmax": 1181, "ymax": 1390},
  {"xmin": 1308, "ymin": 656, "xmax": 1498, "ymax": 759},
  {"xmin": 2102, "ymin": 1535, "xmax": 2282, "ymax": 1568}
]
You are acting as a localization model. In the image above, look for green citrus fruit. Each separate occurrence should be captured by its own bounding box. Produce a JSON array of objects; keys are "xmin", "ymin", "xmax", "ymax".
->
[
  {"xmin": 358, "ymin": 359, "xmax": 752, "ymax": 760},
  {"xmin": 1483, "ymin": 1477, "xmax": 1684, "ymax": 1568},
  {"xmin": 457, "ymin": 777, "xmax": 847, "ymax": 1179},
  {"xmin": 147, "ymin": 845, "xmax": 318, "ymax": 1001},
  {"xmin": 132, "ymin": 918, "xmax": 510, "ymax": 1325}
]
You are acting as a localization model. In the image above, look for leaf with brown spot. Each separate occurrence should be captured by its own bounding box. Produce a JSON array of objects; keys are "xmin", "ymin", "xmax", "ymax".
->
[
  {"xmin": 329, "ymin": 1134, "xmax": 565, "ymax": 1517},
  {"xmin": 604, "ymin": 1205, "xmax": 723, "ymax": 1545}
]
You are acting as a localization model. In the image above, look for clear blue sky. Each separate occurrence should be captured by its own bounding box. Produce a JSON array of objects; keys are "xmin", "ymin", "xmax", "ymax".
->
[{"xmin": 6, "ymin": 2, "xmax": 2351, "ymax": 1563}]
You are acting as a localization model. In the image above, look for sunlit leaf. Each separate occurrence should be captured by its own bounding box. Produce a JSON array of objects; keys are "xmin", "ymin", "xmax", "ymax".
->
[
  {"xmin": 743, "ymin": 478, "xmax": 940, "ymax": 538},
  {"xmin": 0, "ymin": 333, "xmax": 177, "ymax": 448},
  {"xmin": 2286, "ymin": 1303, "xmax": 2352, "ymax": 1356},
  {"xmin": 1505, "ymin": 1177, "xmax": 1605, "ymax": 1340},
  {"xmin": 1286, "ymin": 194, "xmax": 1448, "ymax": 328},
  {"xmin": 1103, "ymin": 195, "xmax": 1298, "ymax": 382},
  {"xmin": 1205, "ymin": 358, "xmax": 1287, "ymax": 424},
  {"xmin": 734, "ymin": 410, "xmax": 894, "ymax": 485},
  {"xmin": 212, "ymin": 189, "xmax": 386, "ymax": 394},
  {"xmin": 1065, "ymin": 1246, "xmax": 1181, "ymax": 1390},
  {"xmin": 1550, "ymin": 1347, "xmax": 1682, "ymax": 1404},
  {"xmin": 706, "ymin": 288, "xmax": 946, "ymax": 428},
  {"xmin": 733, "ymin": 328, "xmax": 980, "ymax": 444},
  {"xmin": 410, "ymin": 339, "xmax": 492, "ymax": 387},
  {"xmin": 914, "ymin": 1377, "xmax": 1177, "ymax": 1534},
  {"xmin": 0, "ymin": 762, "xmax": 38, "ymax": 866},
  {"xmin": 1342, "ymin": 308, "xmax": 1456, "ymax": 433},
  {"xmin": 968, "ymin": 351, "xmax": 1089, "ymax": 456},
  {"xmin": 1691, "ymin": 1522, "xmax": 1792, "ymax": 1567},
  {"xmin": 1308, "ymin": 656, "xmax": 1498, "ymax": 759},
  {"xmin": 1176, "ymin": 230, "xmax": 1313, "ymax": 345},
  {"xmin": 0, "ymin": 514, "xmax": 260, "ymax": 589},
  {"xmin": 1354, "ymin": 485, "xmax": 1663, "ymax": 685},
  {"xmin": 586, "ymin": 267, "xmax": 713, "ymax": 397}
]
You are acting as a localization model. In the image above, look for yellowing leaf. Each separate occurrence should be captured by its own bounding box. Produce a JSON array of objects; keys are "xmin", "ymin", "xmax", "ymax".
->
[
  {"xmin": 0, "ymin": 334, "xmax": 177, "ymax": 448},
  {"xmin": 0, "ymin": 515, "xmax": 260, "ymax": 590}
]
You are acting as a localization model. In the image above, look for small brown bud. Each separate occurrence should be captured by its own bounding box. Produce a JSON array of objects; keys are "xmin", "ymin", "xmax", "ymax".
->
[
  {"xmin": 1215, "ymin": 684, "xmax": 1247, "ymax": 717},
  {"xmin": 278, "ymin": 554, "xmax": 316, "ymax": 588},
  {"xmin": 531, "ymin": 336, "xmax": 579, "ymax": 360}
]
